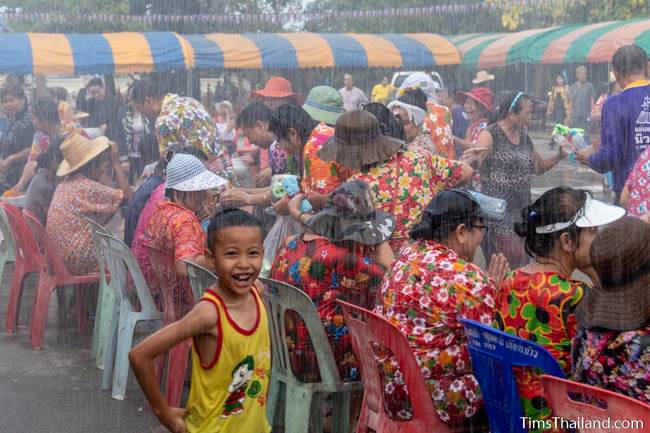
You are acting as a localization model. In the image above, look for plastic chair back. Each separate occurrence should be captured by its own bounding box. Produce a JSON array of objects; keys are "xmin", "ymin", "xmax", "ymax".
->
[
  {"xmin": 97, "ymin": 232, "xmax": 158, "ymax": 315},
  {"xmin": 337, "ymin": 299, "xmax": 454, "ymax": 433},
  {"xmin": 0, "ymin": 205, "xmax": 16, "ymax": 262},
  {"xmin": 1, "ymin": 203, "xmax": 42, "ymax": 268},
  {"xmin": 22, "ymin": 209, "xmax": 73, "ymax": 280},
  {"xmin": 146, "ymin": 244, "xmax": 194, "ymax": 324},
  {"xmin": 260, "ymin": 277, "xmax": 342, "ymax": 385},
  {"xmin": 541, "ymin": 375, "xmax": 650, "ymax": 433},
  {"xmin": 460, "ymin": 319, "xmax": 565, "ymax": 433},
  {"xmin": 183, "ymin": 260, "xmax": 218, "ymax": 301}
]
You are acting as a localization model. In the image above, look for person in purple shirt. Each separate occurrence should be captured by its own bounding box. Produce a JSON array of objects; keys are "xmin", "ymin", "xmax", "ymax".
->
[{"xmin": 577, "ymin": 45, "xmax": 650, "ymax": 205}]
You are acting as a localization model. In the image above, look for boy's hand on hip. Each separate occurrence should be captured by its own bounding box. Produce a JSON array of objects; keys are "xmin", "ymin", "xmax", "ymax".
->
[{"xmin": 160, "ymin": 407, "xmax": 188, "ymax": 433}]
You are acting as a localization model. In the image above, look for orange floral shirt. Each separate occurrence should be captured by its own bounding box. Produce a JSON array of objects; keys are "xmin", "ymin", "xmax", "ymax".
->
[
  {"xmin": 301, "ymin": 122, "xmax": 351, "ymax": 194},
  {"xmin": 424, "ymin": 102, "xmax": 454, "ymax": 158}
]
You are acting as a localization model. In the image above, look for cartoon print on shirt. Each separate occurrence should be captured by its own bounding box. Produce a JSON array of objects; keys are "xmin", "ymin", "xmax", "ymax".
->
[{"xmin": 221, "ymin": 356, "xmax": 254, "ymax": 418}]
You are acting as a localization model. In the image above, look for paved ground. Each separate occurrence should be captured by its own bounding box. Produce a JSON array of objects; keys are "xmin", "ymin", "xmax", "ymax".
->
[{"xmin": 0, "ymin": 131, "xmax": 607, "ymax": 433}]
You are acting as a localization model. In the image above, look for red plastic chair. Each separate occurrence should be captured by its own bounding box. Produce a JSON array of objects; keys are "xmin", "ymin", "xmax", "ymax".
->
[
  {"xmin": 541, "ymin": 375, "xmax": 650, "ymax": 433},
  {"xmin": 146, "ymin": 244, "xmax": 195, "ymax": 407},
  {"xmin": 22, "ymin": 209, "xmax": 100, "ymax": 349},
  {"xmin": 2, "ymin": 203, "xmax": 43, "ymax": 334},
  {"xmin": 337, "ymin": 300, "xmax": 470, "ymax": 433}
]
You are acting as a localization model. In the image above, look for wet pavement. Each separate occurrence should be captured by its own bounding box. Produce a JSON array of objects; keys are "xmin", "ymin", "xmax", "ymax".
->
[{"xmin": 0, "ymin": 130, "xmax": 607, "ymax": 433}]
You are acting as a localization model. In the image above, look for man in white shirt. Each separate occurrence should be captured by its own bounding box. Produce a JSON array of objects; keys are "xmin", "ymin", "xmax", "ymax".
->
[{"xmin": 339, "ymin": 74, "xmax": 368, "ymax": 111}]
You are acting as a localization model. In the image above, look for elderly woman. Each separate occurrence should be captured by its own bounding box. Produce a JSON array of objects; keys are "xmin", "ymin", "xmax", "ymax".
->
[
  {"xmin": 271, "ymin": 180, "xmax": 395, "ymax": 382},
  {"xmin": 0, "ymin": 85, "xmax": 35, "ymax": 193},
  {"xmin": 375, "ymin": 189, "xmax": 508, "ymax": 426},
  {"xmin": 387, "ymin": 88, "xmax": 435, "ymax": 154},
  {"xmin": 143, "ymin": 153, "xmax": 226, "ymax": 315},
  {"xmin": 47, "ymin": 133, "xmax": 132, "ymax": 275},
  {"xmin": 454, "ymin": 87, "xmax": 493, "ymax": 152},
  {"xmin": 572, "ymin": 217, "xmax": 650, "ymax": 404},
  {"xmin": 494, "ymin": 187, "xmax": 624, "ymax": 431},
  {"xmin": 466, "ymin": 92, "xmax": 568, "ymax": 267},
  {"xmin": 319, "ymin": 110, "xmax": 473, "ymax": 251}
]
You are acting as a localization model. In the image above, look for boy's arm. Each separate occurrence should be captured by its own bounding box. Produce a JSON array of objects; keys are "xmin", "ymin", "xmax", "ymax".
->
[{"xmin": 129, "ymin": 302, "xmax": 217, "ymax": 433}]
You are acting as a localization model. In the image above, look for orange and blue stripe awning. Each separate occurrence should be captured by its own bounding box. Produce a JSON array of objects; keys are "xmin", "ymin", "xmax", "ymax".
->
[
  {"xmin": 458, "ymin": 18, "xmax": 650, "ymax": 69},
  {"xmin": 0, "ymin": 31, "xmax": 459, "ymax": 76},
  {"xmin": 184, "ymin": 32, "xmax": 460, "ymax": 70}
]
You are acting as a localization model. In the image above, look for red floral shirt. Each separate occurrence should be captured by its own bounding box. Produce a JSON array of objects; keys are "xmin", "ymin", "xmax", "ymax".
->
[
  {"xmin": 625, "ymin": 146, "xmax": 650, "ymax": 218},
  {"xmin": 374, "ymin": 240, "xmax": 496, "ymax": 424},
  {"xmin": 350, "ymin": 148, "xmax": 463, "ymax": 251},
  {"xmin": 271, "ymin": 234, "xmax": 385, "ymax": 382},
  {"xmin": 424, "ymin": 102, "xmax": 454, "ymax": 159},
  {"xmin": 494, "ymin": 270, "xmax": 585, "ymax": 432},
  {"xmin": 144, "ymin": 200, "xmax": 206, "ymax": 315}
]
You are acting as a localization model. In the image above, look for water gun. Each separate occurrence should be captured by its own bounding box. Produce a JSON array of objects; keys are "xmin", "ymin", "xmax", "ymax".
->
[
  {"xmin": 271, "ymin": 176, "xmax": 313, "ymax": 213},
  {"xmin": 552, "ymin": 124, "xmax": 586, "ymax": 152}
]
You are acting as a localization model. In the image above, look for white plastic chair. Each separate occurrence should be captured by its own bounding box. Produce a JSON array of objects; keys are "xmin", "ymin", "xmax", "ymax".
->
[{"xmin": 183, "ymin": 259, "xmax": 218, "ymax": 301}]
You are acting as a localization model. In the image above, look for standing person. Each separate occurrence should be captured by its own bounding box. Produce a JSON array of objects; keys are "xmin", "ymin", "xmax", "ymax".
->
[
  {"xmin": 250, "ymin": 76, "xmax": 302, "ymax": 110},
  {"xmin": 130, "ymin": 209, "xmax": 272, "ymax": 433},
  {"xmin": 363, "ymin": 102, "xmax": 405, "ymax": 141},
  {"xmin": 80, "ymin": 77, "xmax": 124, "ymax": 142},
  {"xmin": 439, "ymin": 87, "xmax": 470, "ymax": 155},
  {"xmin": 272, "ymin": 181, "xmax": 395, "ymax": 382},
  {"xmin": 577, "ymin": 45, "xmax": 650, "ymax": 205},
  {"xmin": 621, "ymin": 145, "xmax": 650, "ymax": 221},
  {"xmin": 494, "ymin": 187, "xmax": 624, "ymax": 431},
  {"xmin": 374, "ymin": 189, "xmax": 508, "ymax": 426},
  {"xmin": 454, "ymin": 87, "xmax": 493, "ymax": 152},
  {"xmin": 0, "ymin": 85, "xmax": 35, "ymax": 194},
  {"xmin": 371, "ymin": 76, "xmax": 394, "ymax": 105},
  {"xmin": 10, "ymin": 98, "xmax": 60, "ymax": 193},
  {"xmin": 46, "ymin": 133, "xmax": 132, "ymax": 275},
  {"xmin": 118, "ymin": 80, "xmax": 153, "ymax": 184},
  {"xmin": 466, "ymin": 92, "xmax": 567, "ymax": 268},
  {"xmin": 546, "ymin": 73, "xmax": 571, "ymax": 127},
  {"xmin": 569, "ymin": 66, "xmax": 594, "ymax": 141},
  {"xmin": 339, "ymin": 74, "xmax": 368, "ymax": 112},
  {"xmin": 319, "ymin": 110, "xmax": 473, "ymax": 251},
  {"xmin": 398, "ymin": 72, "xmax": 455, "ymax": 158},
  {"xmin": 572, "ymin": 217, "xmax": 650, "ymax": 404}
]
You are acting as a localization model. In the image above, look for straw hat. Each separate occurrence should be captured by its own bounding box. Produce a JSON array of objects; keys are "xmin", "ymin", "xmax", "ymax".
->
[
  {"xmin": 318, "ymin": 110, "xmax": 404, "ymax": 171},
  {"xmin": 57, "ymin": 132, "xmax": 110, "ymax": 177},
  {"xmin": 472, "ymin": 70, "xmax": 496, "ymax": 85},
  {"xmin": 575, "ymin": 217, "xmax": 650, "ymax": 331}
]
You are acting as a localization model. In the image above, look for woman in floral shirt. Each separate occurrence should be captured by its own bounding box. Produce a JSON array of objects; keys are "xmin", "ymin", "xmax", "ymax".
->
[
  {"xmin": 622, "ymin": 146, "xmax": 650, "ymax": 219},
  {"xmin": 271, "ymin": 180, "xmax": 395, "ymax": 382},
  {"xmin": 319, "ymin": 110, "xmax": 473, "ymax": 252},
  {"xmin": 375, "ymin": 189, "xmax": 507, "ymax": 426},
  {"xmin": 573, "ymin": 217, "xmax": 650, "ymax": 404},
  {"xmin": 494, "ymin": 187, "xmax": 624, "ymax": 431}
]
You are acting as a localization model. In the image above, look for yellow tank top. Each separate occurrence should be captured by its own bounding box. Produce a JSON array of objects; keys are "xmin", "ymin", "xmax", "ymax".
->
[{"xmin": 185, "ymin": 286, "xmax": 271, "ymax": 433}]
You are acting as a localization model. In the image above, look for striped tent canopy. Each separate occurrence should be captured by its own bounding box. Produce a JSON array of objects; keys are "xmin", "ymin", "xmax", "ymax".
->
[
  {"xmin": 0, "ymin": 31, "xmax": 460, "ymax": 76},
  {"xmin": 456, "ymin": 18, "xmax": 650, "ymax": 69}
]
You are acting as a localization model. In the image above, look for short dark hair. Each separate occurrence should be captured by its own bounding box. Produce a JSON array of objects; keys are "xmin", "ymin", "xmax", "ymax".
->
[
  {"xmin": 86, "ymin": 77, "xmax": 104, "ymax": 89},
  {"xmin": 612, "ymin": 44, "xmax": 648, "ymax": 77},
  {"xmin": 410, "ymin": 190, "xmax": 482, "ymax": 242},
  {"xmin": 269, "ymin": 104, "xmax": 317, "ymax": 145},
  {"xmin": 237, "ymin": 102, "xmax": 272, "ymax": 129},
  {"xmin": 32, "ymin": 98, "xmax": 60, "ymax": 125},
  {"xmin": 49, "ymin": 87, "xmax": 68, "ymax": 102},
  {"xmin": 128, "ymin": 77, "xmax": 167, "ymax": 104},
  {"xmin": 363, "ymin": 102, "xmax": 405, "ymax": 140},
  {"xmin": 0, "ymin": 84, "xmax": 26, "ymax": 102},
  {"xmin": 207, "ymin": 208, "xmax": 262, "ymax": 252},
  {"xmin": 514, "ymin": 186, "xmax": 589, "ymax": 258},
  {"xmin": 495, "ymin": 91, "xmax": 530, "ymax": 120},
  {"xmin": 398, "ymin": 87, "xmax": 428, "ymax": 111},
  {"xmin": 37, "ymin": 137, "xmax": 63, "ymax": 169}
]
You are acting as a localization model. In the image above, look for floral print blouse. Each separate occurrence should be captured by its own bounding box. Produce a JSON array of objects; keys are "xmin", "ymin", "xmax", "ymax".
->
[
  {"xmin": 271, "ymin": 234, "xmax": 384, "ymax": 382},
  {"xmin": 494, "ymin": 270, "xmax": 585, "ymax": 432},
  {"xmin": 572, "ymin": 325, "xmax": 650, "ymax": 405},
  {"xmin": 625, "ymin": 146, "xmax": 650, "ymax": 217},
  {"xmin": 350, "ymin": 148, "xmax": 463, "ymax": 251},
  {"xmin": 374, "ymin": 240, "xmax": 497, "ymax": 424},
  {"xmin": 424, "ymin": 102, "xmax": 454, "ymax": 159}
]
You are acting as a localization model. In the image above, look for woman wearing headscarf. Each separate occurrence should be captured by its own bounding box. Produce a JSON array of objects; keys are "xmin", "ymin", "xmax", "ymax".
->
[{"xmin": 387, "ymin": 88, "xmax": 435, "ymax": 154}]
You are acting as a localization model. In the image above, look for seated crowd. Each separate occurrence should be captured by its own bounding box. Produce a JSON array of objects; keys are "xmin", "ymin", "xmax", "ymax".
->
[{"xmin": 1, "ymin": 66, "xmax": 649, "ymax": 433}]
